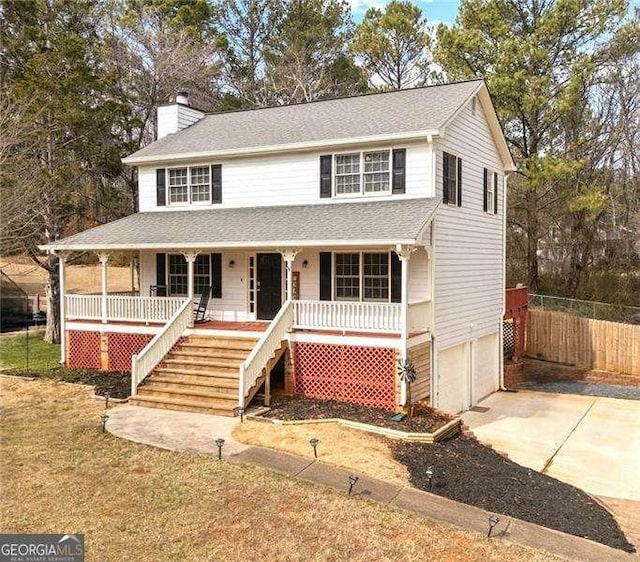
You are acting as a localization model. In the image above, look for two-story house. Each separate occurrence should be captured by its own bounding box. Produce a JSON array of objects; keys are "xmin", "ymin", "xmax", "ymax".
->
[{"xmin": 42, "ymin": 80, "xmax": 515, "ymax": 415}]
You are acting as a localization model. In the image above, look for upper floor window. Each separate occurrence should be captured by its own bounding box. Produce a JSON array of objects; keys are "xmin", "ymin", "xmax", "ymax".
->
[
  {"xmin": 168, "ymin": 166, "xmax": 210, "ymax": 205},
  {"xmin": 443, "ymin": 152, "xmax": 462, "ymax": 206},
  {"xmin": 484, "ymin": 169, "xmax": 498, "ymax": 214},
  {"xmin": 334, "ymin": 151, "xmax": 391, "ymax": 197}
]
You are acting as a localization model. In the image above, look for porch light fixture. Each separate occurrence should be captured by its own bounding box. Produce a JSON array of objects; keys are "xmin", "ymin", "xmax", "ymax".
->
[
  {"xmin": 302, "ymin": 259, "xmax": 309, "ymax": 269},
  {"xmin": 228, "ymin": 260, "xmax": 235, "ymax": 268},
  {"xmin": 309, "ymin": 438, "xmax": 319, "ymax": 458},
  {"xmin": 235, "ymin": 406, "xmax": 245, "ymax": 422},
  {"xmin": 348, "ymin": 474, "xmax": 359, "ymax": 495},
  {"xmin": 426, "ymin": 467, "xmax": 433, "ymax": 490},
  {"xmin": 215, "ymin": 438, "xmax": 225, "ymax": 459},
  {"xmin": 100, "ymin": 413, "xmax": 109, "ymax": 433},
  {"xmin": 487, "ymin": 514, "xmax": 500, "ymax": 537}
]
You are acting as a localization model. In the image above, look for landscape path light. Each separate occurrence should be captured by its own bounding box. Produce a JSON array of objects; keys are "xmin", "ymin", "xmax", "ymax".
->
[
  {"xmin": 100, "ymin": 413, "xmax": 109, "ymax": 433},
  {"xmin": 348, "ymin": 475, "xmax": 359, "ymax": 495},
  {"xmin": 488, "ymin": 514, "xmax": 500, "ymax": 537},
  {"xmin": 215, "ymin": 438, "xmax": 225, "ymax": 460},
  {"xmin": 235, "ymin": 406, "xmax": 245, "ymax": 422},
  {"xmin": 104, "ymin": 392, "xmax": 110, "ymax": 409},
  {"xmin": 426, "ymin": 467, "xmax": 433, "ymax": 490},
  {"xmin": 309, "ymin": 438, "xmax": 319, "ymax": 458}
]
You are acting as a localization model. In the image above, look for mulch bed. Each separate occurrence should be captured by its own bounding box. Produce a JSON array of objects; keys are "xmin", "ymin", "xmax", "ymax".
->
[
  {"xmin": 261, "ymin": 396, "xmax": 454, "ymax": 433},
  {"xmin": 392, "ymin": 436, "xmax": 635, "ymax": 553},
  {"xmin": 4, "ymin": 368, "xmax": 131, "ymax": 399}
]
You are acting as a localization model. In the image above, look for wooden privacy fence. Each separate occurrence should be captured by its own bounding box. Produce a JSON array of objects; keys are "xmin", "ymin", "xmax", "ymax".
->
[{"xmin": 526, "ymin": 309, "xmax": 640, "ymax": 376}]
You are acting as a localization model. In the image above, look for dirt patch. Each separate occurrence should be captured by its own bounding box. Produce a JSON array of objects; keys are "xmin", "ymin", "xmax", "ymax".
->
[
  {"xmin": 393, "ymin": 436, "xmax": 635, "ymax": 553},
  {"xmin": 234, "ymin": 420, "xmax": 409, "ymax": 485},
  {"xmin": 4, "ymin": 368, "xmax": 130, "ymax": 399},
  {"xmin": 261, "ymin": 396, "xmax": 454, "ymax": 433}
]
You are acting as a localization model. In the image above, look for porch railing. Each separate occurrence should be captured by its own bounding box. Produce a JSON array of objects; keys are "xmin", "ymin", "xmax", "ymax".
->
[
  {"xmin": 293, "ymin": 300, "xmax": 402, "ymax": 333},
  {"xmin": 130, "ymin": 297, "xmax": 192, "ymax": 396},
  {"xmin": 239, "ymin": 300, "xmax": 294, "ymax": 409},
  {"xmin": 66, "ymin": 294, "xmax": 185, "ymax": 323}
]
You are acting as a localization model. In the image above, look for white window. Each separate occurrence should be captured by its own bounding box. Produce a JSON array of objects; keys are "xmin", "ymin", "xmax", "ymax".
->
[
  {"xmin": 168, "ymin": 166, "xmax": 212, "ymax": 205},
  {"xmin": 168, "ymin": 254, "xmax": 210, "ymax": 296},
  {"xmin": 334, "ymin": 252, "xmax": 391, "ymax": 302},
  {"xmin": 335, "ymin": 150, "xmax": 391, "ymax": 196},
  {"xmin": 335, "ymin": 154, "xmax": 360, "ymax": 195},
  {"xmin": 486, "ymin": 172, "xmax": 495, "ymax": 213},
  {"xmin": 363, "ymin": 151, "xmax": 390, "ymax": 193}
]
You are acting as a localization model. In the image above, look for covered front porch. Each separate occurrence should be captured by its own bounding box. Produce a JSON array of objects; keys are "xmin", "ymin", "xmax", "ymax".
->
[{"xmin": 43, "ymin": 198, "xmax": 438, "ymax": 412}]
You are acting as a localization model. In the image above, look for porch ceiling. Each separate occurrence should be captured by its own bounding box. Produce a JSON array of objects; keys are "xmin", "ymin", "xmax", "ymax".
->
[{"xmin": 41, "ymin": 198, "xmax": 439, "ymax": 252}]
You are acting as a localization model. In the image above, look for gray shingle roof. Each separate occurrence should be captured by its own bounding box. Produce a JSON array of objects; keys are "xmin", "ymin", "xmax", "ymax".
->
[
  {"xmin": 43, "ymin": 198, "xmax": 439, "ymax": 251},
  {"xmin": 126, "ymin": 81, "xmax": 483, "ymax": 162}
]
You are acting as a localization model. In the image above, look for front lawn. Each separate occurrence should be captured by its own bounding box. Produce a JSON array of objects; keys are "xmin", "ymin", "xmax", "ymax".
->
[
  {"xmin": 0, "ymin": 377, "xmax": 565, "ymax": 562},
  {"xmin": 0, "ymin": 331, "xmax": 60, "ymax": 371}
]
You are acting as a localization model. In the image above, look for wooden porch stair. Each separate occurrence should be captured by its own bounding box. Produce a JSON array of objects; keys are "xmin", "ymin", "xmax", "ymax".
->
[{"xmin": 129, "ymin": 335, "xmax": 261, "ymax": 416}]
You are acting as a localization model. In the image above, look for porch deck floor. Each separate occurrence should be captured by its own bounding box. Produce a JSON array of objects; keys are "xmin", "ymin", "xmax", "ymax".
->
[{"xmin": 195, "ymin": 320, "xmax": 269, "ymax": 332}]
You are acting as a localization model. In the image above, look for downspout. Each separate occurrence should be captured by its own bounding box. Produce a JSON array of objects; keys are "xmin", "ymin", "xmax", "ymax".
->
[
  {"xmin": 429, "ymin": 135, "xmax": 439, "ymax": 408},
  {"xmin": 499, "ymin": 172, "xmax": 511, "ymax": 391}
]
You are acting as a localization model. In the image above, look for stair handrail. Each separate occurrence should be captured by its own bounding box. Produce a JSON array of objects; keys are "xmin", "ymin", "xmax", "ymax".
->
[
  {"xmin": 238, "ymin": 300, "xmax": 294, "ymax": 409},
  {"xmin": 131, "ymin": 297, "xmax": 193, "ymax": 396}
]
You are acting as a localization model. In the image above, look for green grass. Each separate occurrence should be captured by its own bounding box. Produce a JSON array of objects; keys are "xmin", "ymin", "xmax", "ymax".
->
[{"xmin": 0, "ymin": 332, "xmax": 60, "ymax": 371}]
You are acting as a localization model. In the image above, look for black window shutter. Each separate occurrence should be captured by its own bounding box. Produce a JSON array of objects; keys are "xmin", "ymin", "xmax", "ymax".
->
[
  {"xmin": 155, "ymin": 253, "xmax": 166, "ymax": 296},
  {"xmin": 457, "ymin": 158, "xmax": 462, "ymax": 207},
  {"xmin": 156, "ymin": 169, "xmax": 166, "ymax": 207},
  {"xmin": 483, "ymin": 168, "xmax": 488, "ymax": 212},
  {"xmin": 391, "ymin": 252, "xmax": 401, "ymax": 303},
  {"xmin": 211, "ymin": 164, "xmax": 222, "ymax": 203},
  {"xmin": 392, "ymin": 149, "xmax": 406, "ymax": 194},
  {"xmin": 319, "ymin": 252, "xmax": 332, "ymax": 300},
  {"xmin": 320, "ymin": 155, "xmax": 332, "ymax": 198},
  {"xmin": 210, "ymin": 253, "xmax": 222, "ymax": 298},
  {"xmin": 442, "ymin": 153, "xmax": 449, "ymax": 204},
  {"xmin": 494, "ymin": 172, "xmax": 499, "ymax": 214}
]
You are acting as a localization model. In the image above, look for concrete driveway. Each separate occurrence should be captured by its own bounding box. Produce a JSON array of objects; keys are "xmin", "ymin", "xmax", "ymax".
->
[{"xmin": 461, "ymin": 390, "xmax": 640, "ymax": 502}]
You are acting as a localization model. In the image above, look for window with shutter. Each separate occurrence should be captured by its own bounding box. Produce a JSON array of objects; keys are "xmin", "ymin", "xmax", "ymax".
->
[{"xmin": 443, "ymin": 152, "xmax": 461, "ymax": 206}]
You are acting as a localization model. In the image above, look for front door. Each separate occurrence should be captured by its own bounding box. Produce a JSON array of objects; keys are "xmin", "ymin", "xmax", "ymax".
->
[{"xmin": 257, "ymin": 253, "xmax": 282, "ymax": 320}]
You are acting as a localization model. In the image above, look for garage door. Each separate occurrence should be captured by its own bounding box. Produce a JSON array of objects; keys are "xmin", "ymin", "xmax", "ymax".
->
[
  {"xmin": 472, "ymin": 332, "xmax": 499, "ymax": 404},
  {"xmin": 437, "ymin": 342, "xmax": 469, "ymax": 414}
]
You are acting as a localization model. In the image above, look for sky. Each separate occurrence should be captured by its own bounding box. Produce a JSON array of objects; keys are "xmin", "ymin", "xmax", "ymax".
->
[{"xmin": 349, "ymin": 0, "xmax": 462, "ymax": 26}]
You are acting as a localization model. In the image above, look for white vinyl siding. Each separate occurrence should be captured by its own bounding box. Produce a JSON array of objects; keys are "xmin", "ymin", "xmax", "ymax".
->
[
  {"xmin": 138, "ymin": 141, "xmax": 434, "ymax": 211},
  {"xmin": 433, "ymin": 98, "xmax": 505, "ymax": 353}
]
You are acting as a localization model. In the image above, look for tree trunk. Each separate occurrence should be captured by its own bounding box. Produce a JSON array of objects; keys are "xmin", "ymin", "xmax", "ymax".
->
[
  {"xmin": 525, "ymin": 189, "xmax": 540, "ymax": 292},
  {"xmin": 44, "ymin": 252, "xmax": 60, "ymax": 344}
]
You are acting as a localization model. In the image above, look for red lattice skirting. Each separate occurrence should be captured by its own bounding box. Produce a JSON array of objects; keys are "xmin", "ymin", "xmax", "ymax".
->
[
  {"xmin": 66, "ymin": 330, "xmax": 153, "ymax": 372},
  {"xmin": 293, "ymin": 342, "xmax": 396, "ymax": 410},
  {"xmin": 107, "ymin": 333, "xmax": 153, "ymax": 373},
  {"xmin": 67, "ymin": 331, "xmax": 101, "ymax": 370}
]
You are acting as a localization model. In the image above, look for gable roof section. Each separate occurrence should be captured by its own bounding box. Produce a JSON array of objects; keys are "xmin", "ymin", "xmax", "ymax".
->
[
  {"xmin": 124, "ymin": 81, "xmax": 484, "ymax": 165},
  {"xmin": 41, "ymin": 198, "xmax": 440, "ymax": 252}
]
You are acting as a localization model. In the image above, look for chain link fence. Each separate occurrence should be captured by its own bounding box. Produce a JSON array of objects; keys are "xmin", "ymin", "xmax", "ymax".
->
[{"xmin": 528, "ymin": 294, "xmax": 640, "ymax": 324}]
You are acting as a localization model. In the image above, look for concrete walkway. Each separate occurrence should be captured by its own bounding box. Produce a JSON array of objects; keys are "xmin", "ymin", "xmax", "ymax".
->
[
  {"xmin": 106, "ymin": 403, "xmax": 634, "ymax": 561},
  {"xmin": 461, "ymin": 390, "xmax": 640, "ymax": 501}
]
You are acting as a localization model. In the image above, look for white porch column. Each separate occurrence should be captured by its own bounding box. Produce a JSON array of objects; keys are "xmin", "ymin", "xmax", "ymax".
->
[
  {"xmin": 182, "ymin": 251, "xmax": 199, "ymax": 300},
  {"xmin": 97, "ymin": 252, "xmax": 109, "ymax": 324},
  {"xmin": 395, "ymin": 244, "xmax": 415, "ymax": 406},
  {"xmin": 279, "ymin": 248, "xmax": 301, "ymax": 301},
  {"xmin": 58, "ymin": 252, "xmax": 67, "ymax": 365}
]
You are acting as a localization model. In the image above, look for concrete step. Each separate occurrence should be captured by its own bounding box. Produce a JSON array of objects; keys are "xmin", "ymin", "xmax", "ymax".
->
[
  {"xmin": 129, "ymin": 395, "xmax": 236, "ymax": 416},
  {"xmin": 143, "ymin": 379, "xmax": 238, "ymax": 396}
]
